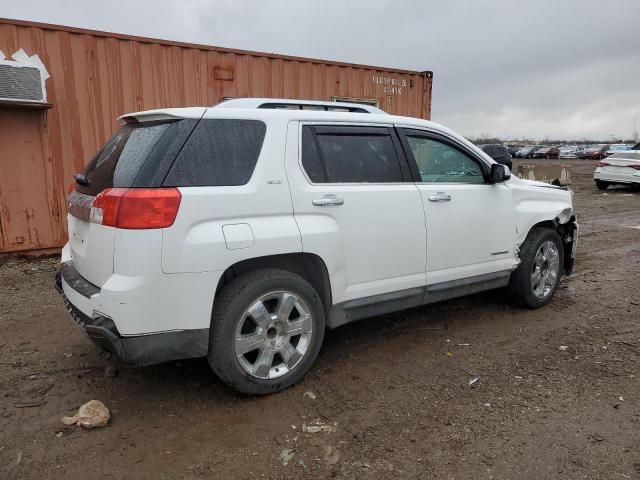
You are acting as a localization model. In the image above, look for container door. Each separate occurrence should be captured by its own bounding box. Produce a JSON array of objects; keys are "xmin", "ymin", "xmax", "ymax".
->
[{"xmin": 0, "ymin": 109, "xmax": 59, "ymax": 253}]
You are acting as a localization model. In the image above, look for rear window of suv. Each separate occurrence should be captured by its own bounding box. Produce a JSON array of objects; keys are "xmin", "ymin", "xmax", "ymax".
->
[
  {"xmin": 78, "ymin": 120, "xmax": 183, "ymax": 196},
  {"xmin": 163, "ymin": 119, "xmax": 266, "ymax": 187},
  {"xmin": 77, "ymin": 118, "xmax": 266, "ymax": 194}
]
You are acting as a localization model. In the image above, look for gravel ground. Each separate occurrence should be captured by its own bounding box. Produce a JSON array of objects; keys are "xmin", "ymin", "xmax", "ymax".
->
[{"xmin": 1, "ymin": 160, "xmax": 639, "ymax": 479}]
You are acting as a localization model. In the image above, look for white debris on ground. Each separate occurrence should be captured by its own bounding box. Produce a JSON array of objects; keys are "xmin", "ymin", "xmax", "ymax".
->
[
  {"xmin": 280, "ymin": 448, "xmax": 295, "ymax": 466},
  {"xmin": 61, "ymin": 400, "xmax": 110, "ymax": 428},
  {"xmin": 302, "ymin": 419, "xmax": 337, "ymax": 433}
]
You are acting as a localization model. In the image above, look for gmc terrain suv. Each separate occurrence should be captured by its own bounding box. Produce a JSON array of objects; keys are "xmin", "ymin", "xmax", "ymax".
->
[{"xmin": 57, "ymin": 98, "xmax": 578, "ymax": 395}]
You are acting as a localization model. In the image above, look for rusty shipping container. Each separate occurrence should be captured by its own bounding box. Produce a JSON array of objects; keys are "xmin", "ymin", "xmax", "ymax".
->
[{"xmin": 0, "ymin": 18, "xmax": 433, "ymax": 255}]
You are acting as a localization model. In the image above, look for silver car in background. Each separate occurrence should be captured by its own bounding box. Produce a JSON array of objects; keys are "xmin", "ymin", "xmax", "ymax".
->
[
  {"xmin": 594, "ymin": 150, "xmax": 640, "ymax": 190},
  {"xmin": 606, "ymin": 144, "xmax": 633, "ymax": 157},
  {"xmin": 559, "ymin": 146, "xmax": 583, "ymax": 159}
]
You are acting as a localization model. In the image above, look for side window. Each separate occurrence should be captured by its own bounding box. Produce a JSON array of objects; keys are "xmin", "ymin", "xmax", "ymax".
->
[
  {"xmin": 301, "ymin": 126, "xmax": 326, "ymax": 183},
  {"xmin": 300, "ymin": 125, "xmax": 404, "ymax": 183},
  {"xmin": 164, "ymin": 119, "xmax": 266, "ymax": 187},
  {"xmin": 405, "ymin": 134, "xmax": 485, "ymax": 184}
]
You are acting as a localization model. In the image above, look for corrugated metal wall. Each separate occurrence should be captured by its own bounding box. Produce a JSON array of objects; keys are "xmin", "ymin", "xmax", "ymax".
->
[{"xmin": 0, "ymin": 18, "xmax": 433, "ymax": 254}]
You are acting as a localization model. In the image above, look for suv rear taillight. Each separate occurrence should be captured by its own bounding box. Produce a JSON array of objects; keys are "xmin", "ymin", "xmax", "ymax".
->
[{"xmin": 90, "ymin": 188, "xmax": 181, "ymax": 229}]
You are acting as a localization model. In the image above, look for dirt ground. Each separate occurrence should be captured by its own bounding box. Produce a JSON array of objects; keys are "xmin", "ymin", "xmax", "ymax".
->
[{"xmin": 1, "ymin": 160, "xmax": 639, "ymax": 479}]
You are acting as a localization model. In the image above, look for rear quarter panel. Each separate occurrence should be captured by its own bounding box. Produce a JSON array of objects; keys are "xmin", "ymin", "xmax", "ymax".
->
[{"xmin": 161, "ymin": 118, "xmax": 302, "ymax": 274}]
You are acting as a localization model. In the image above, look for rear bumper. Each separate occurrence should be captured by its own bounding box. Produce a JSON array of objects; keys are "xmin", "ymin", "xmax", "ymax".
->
[
  {"xmin": 55, "ymin": 265, "xmax": 209, "ymax": 366},
  {"xmin": 594, "ymin": 168, "xmax": 640, "ymax": 184}
]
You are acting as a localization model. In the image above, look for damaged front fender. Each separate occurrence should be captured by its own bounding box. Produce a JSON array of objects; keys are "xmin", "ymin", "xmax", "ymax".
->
[
  {"xmin": 556, "ymin": 210, "xmax": 578, "ymax": 276},
  {"xmin": 509, "ymin": 179, "xmax": 578, "ymax": 276},
  {"xmin": 515, "ymin": 207, "xmax": 578, "ymax": 276}
]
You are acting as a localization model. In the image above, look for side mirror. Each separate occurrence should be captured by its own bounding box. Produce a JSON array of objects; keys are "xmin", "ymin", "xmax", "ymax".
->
[{"xmin": 491, "ymin": 163, "xmax": 511, "ymax": 183}]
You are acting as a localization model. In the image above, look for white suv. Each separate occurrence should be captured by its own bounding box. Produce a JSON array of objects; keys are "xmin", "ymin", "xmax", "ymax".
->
[{"xmin": 57, "ymin": 98, "xmax": 578, "ymax": 395}]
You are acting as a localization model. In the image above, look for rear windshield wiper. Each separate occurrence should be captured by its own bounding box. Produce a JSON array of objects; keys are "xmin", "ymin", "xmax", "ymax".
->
[{"xmin": 73, "ymin": 174, "xmax": 90, "ymax": 187}]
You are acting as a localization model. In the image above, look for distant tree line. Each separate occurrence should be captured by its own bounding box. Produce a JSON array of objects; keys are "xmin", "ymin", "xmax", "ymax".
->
[{"xmin": 469, "ymin": 135, "xmax": 639, "ymax": 146}]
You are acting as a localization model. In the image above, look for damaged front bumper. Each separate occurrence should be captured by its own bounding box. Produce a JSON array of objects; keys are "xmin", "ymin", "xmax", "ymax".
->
[
  {"xmin": 565, "ymin": 221, "xmax": 578, "ymax": 275},
  {"xmin": 55, "ymin": 265, "xmax": 208, "ymax": 366},
  {"xmin": 552, "ymin": 207, "xmax": 579, "ymax": 276}
]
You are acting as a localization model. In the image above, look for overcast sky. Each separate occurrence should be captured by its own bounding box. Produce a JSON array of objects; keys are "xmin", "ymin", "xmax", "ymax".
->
[{"xmin": 4, "ymin": 0, "xmax": 640, "ymax": 140}]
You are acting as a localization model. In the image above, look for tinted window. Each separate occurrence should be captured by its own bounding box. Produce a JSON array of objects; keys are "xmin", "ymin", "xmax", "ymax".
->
[
  {"xmin": 78, "ymin": 121, "xmax": 174, "ymax": 195},
  {"xmin": 164, "ymin": 119, "xmax": 266, "ymax": 187},
  {"xmin": 483, "ymin": 145, "xmax": 508, "ymax": 158},
  {"xmin": 405, "ymin": 135, "xmax": 485, "ymax": 183},
  {"xmin": 301, "ymin": 126, "xmax": 326, "ymax": 183},
  {"xmin": 308, "ymin": 127, "xmax": 403, "ymax": 183}
]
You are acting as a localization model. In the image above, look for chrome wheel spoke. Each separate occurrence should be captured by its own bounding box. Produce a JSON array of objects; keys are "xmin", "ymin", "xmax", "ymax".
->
[
  {"xmin": 533, "ymin": 279, "xmax": 544, "ymax": 297},
  {"xmin": 280, "ymin": 342, "xmax": 302, "ymax": 368},
  {"xmin": 531, "ymin": 268, "xmax": 542, "ymax": 285},
  {"xmin": 276, "ymin": 292, "xmax": 297, "ymax": 322},
  {"xmin": 541, "ymin": 242, "xmax": 549, "ymax": 258},
  {"xmin": 287, "ymin": 314, "xmax": 312, "ymax": 336},
  {"xmin": 252, "ymin": 348, "xmax": 275, "ymax": 378},
  {"xmin": 534, "ymin": 251, "xmax": 544, "ymax": 267},
  {"xmin": 247, "ymin": 301, "xmax": 271, "ymax": 329},
  {"xmin": 235, "ymin": 332, "xmax": 264, "ymax": 355}
]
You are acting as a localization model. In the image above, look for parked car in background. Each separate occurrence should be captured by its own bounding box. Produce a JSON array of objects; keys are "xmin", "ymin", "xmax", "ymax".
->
[
  {"xmin": 55, "ymin": 98, "xmax": 578, "ymax": 395},
  {"xmin": 505, "ymin": 144, "xmax": 521, "ymax": 157},
  {"xmin": 559, "ymin": 146, "xmax": 583, "ymax": 158},
  {"xmin": 594, "ymin": 150, "xmax": 640, "ymax": 189},
  {"xmin": 480, "ymin": 144, "xmax": 513, "ymax": 169},
  {"xmin": 606, "ymin": 144, "xmax": 633, "ymax": 156},
  {"xmin": 532, "ymin": 147, "xmax": 560, "ymax": 159},
  {"xmin": 516, "ymin": 146, "xmax": 541, "ymax": 159},
  {"xmin": 580, "ymin": 145, "xmax": 610, "ymax": 160}
]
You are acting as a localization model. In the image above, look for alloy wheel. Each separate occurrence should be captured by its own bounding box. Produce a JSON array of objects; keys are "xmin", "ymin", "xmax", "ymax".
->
[
  {"xmin": 234, "ymin": 291, "xmax": 313, "ymax": 380},
  {"xmin": 531, "ymin": 240, "xmax": 560, "ymax": 298}
]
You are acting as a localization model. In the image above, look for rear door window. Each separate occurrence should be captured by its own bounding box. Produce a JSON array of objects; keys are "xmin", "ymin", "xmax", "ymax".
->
[
  {"xmin": 163, "ymin": 119, "xmax": 266, "ymax": 187},
  {"xmin": 301, "ymin": 125, "xmax": 405, "ymax": 183},
  {"xmin": 300, "ymin": 126, "xmax": 326, "ymax": 183}
]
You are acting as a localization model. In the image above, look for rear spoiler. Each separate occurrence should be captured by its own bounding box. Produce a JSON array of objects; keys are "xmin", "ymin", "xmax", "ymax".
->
[{"xmin": 117, "ymin": 108, "xmax": 207, "ymax": 126}]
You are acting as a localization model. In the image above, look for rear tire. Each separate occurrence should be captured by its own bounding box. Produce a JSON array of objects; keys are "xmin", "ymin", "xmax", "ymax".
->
[
  {"xmin": 595, "ymin": 180, "xmax": 609, "ymax": 190},
  {"xmin": 208, "ymin": 268, "xmax": 325, "ymax": 395},
  {"xmin": 508, "ymin": 228, "xmax": 563, "ymax": 308}
]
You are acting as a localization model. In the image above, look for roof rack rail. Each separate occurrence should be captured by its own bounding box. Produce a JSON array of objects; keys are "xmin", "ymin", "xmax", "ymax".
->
[{"xmin": 212, "ymin": 98, "xmax": 386, "ymax": 114}]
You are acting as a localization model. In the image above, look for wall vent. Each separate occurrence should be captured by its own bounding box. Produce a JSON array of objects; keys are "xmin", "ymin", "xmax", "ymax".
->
[{"xmin": 0, "ymin": 49, "xmax": 49, "ymax": 105}]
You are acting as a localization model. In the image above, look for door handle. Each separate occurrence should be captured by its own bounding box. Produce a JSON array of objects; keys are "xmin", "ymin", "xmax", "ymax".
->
[
  {"xmin": 312, "ymin": 195, "xmax": 344, "ymax": 206},
  {"xmin": 428, "ymin": 192, "xmax": 452, "ymax": 202}
]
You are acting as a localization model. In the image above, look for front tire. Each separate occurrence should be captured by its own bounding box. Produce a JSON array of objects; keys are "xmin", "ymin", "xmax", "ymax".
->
[
  {"xmin": 595, "ymin": 180, "xmax": 609, "ymax": 190},
  {"xmin": 208, "ymin": 268, "xmax": 325, "ymax": 395},
  {"xmin": 508, "ymin": 228, "xmax": 563, "ymax": 308}
]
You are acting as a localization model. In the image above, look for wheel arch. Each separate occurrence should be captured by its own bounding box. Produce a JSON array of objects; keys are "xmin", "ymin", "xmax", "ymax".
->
[
  {"xmin": 214, "ymin": 253, "xmax": 333, "ymax": 313},
  {"xmin": 520, "ymin": 212, "xmax": 577, "ymax": 275}
]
